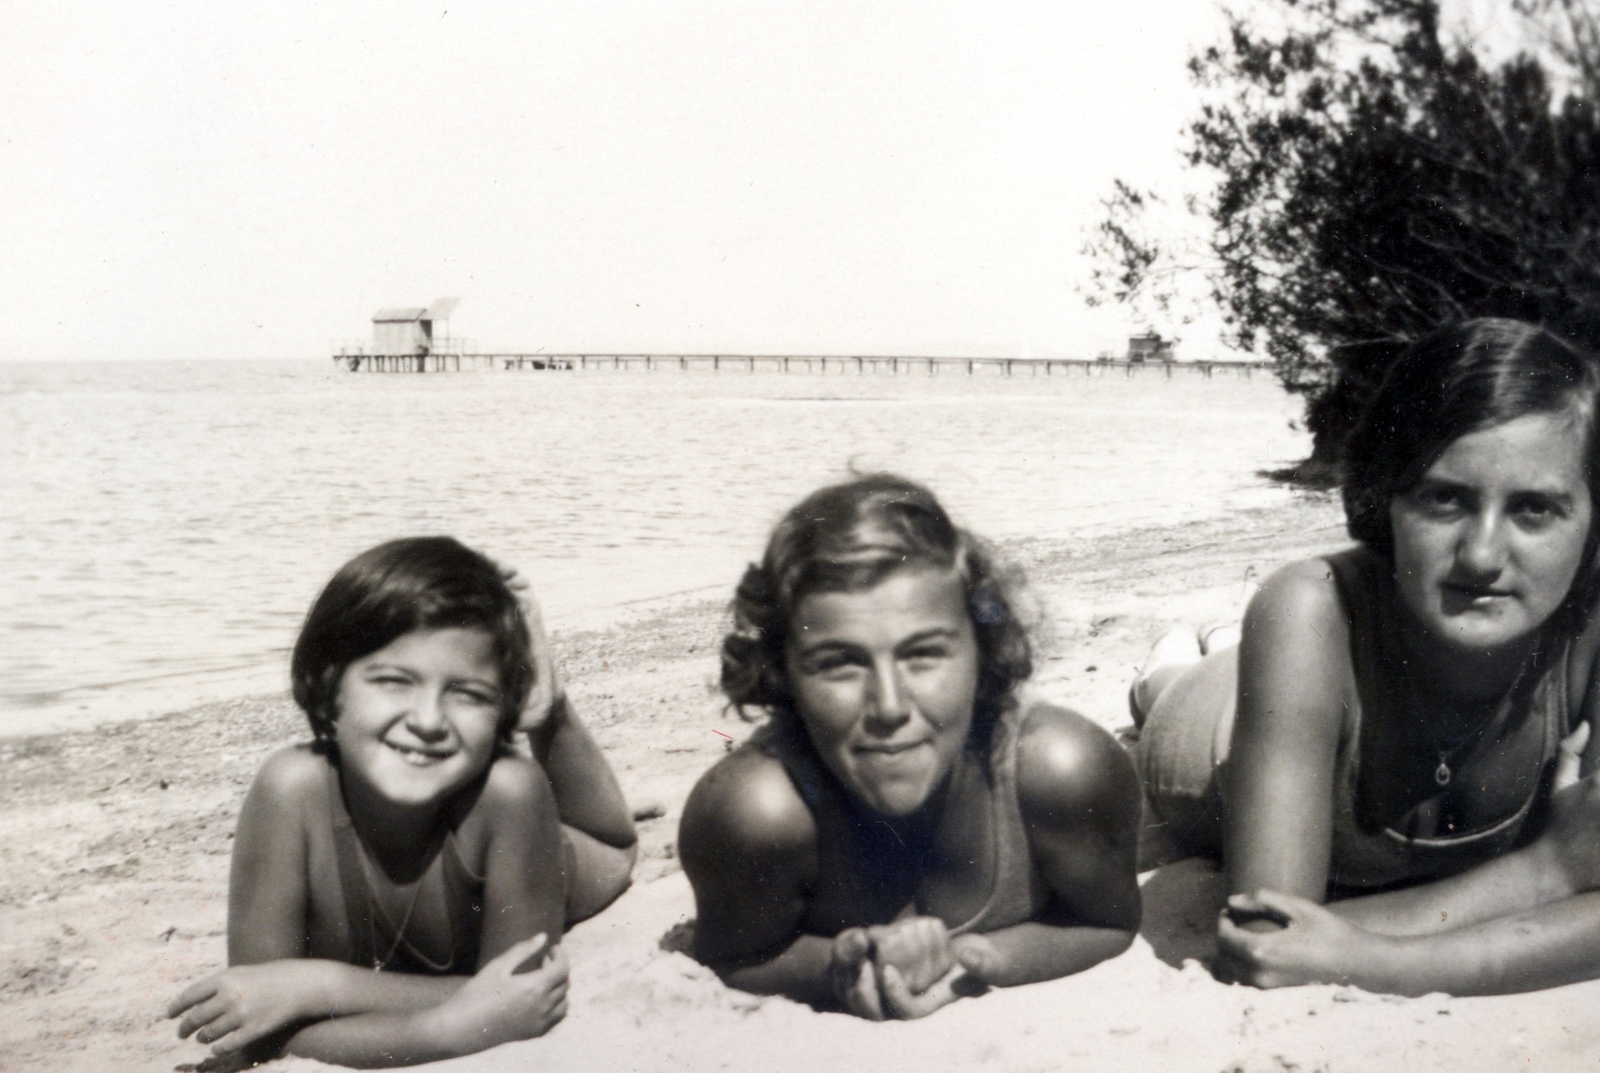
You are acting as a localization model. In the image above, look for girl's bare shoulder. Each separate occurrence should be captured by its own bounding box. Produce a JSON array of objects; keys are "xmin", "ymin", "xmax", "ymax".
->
[
  {"xmin": 237, "ymin": 745, "xmax": 332, "ymax": 838},
  {"xmin": 249, "ymin": 743, "xmax": 331, "ymax": 801},
  {"xmin": 1258, "ymin": 555, "xmax": 1348, "ymax": 608},
  {"xmin": 1237, "ymin": 556, "xmax": 1362, "ymax": 743},
  {"xmin": 1014, "ymin": 703, "xmax": 1138, "ymax": 826},
  {"xmin": 456, "ymin": 754, "xmax": 560, "ymax": 856},
  {"xmin": 1246, "ymin": 556, "xmax": 1356, "ymax": 651},
  {"xmin": 681, "ymin": 742, "xmax": 816, "ymax": 860},
  {"xmin": 477, "ymin": 752, "xmax": 556, "ymax": 807}
]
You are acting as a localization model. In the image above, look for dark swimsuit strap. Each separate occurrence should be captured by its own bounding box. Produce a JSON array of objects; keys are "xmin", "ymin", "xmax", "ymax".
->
[
  {"xmin": 323, "ymin": 761, "xmax": 486, "ymax": 974},
  {"xmin": 328, "ymin": 777, "xmax": 380, "ymax": 969}
]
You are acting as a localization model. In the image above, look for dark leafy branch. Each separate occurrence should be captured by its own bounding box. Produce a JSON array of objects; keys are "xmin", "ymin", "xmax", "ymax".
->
[{"xmin": 1088, "ymin": 0, "xmax": 1600, "ymax": 475}]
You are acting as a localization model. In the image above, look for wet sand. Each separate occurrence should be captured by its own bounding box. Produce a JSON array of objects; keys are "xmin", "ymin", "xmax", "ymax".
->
[{"xmin": 5, "ymin": 492, "xmax": 1597, "ymax": 1072}]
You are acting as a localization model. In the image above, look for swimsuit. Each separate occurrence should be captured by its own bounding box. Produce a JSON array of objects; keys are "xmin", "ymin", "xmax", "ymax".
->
[
  {"xmin": 1138, "ymin": 547, "xmax": 1572, "ymax": 890},
  {"xmin": 322, "ymin": 761, "xmax": 485, "ymax": 974},
  {"xmin": 950, "ymin": 706, "xmax": 1048, "ymax": 934},
  {"xmin": 1324, "ymin": 548, "xmax": 1569, "ymax": 889},
  {"xmin": 767, "ymin": 704, "xmax": 1048, "ymax": 935}
]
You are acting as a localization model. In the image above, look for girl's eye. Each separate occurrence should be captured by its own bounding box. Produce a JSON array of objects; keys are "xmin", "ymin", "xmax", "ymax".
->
[
  {"xmin": 1411, "ymin": 486, "xmax": 1464, "ymax": 514},
  {"xmin": 1510, "ymin": 497, "xmax": 1563, "ymax": 527},
  {"xmin": 805, "ymin": 652, "xmax": 863, "ymax": 677},
  {"xmin": 449, "ymin": 685, "xmax": 500, "ymax": 706},
  {"xmin": 901, "ymin": 646, "xmax": 949, "ymax": 667}
]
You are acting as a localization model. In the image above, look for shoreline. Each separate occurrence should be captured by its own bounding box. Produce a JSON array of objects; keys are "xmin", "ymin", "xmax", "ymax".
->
[
  {"xmin": 10, "ymin": 493, "xmax": 1596, "ymax": 1071},
  {"xmin": 0, "ymin": 582, "xmax": 736, "ymax": 743}
]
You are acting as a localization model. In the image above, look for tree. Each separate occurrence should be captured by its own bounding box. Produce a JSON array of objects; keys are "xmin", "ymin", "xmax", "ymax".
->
[{"xmin": 1089, "ymin": 0, "xmax": 1600, "ymax": 479}]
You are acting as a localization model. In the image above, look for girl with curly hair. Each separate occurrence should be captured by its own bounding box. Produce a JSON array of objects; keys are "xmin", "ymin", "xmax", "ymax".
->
[{"xmin": 680, "ymin": 474, "xmax": 1141, "ymax": 1020}]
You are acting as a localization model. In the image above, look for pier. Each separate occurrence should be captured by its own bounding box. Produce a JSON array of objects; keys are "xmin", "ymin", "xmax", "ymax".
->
[{"xmin": 331, "ymin": 351, "xmax": 1273, "ymax": 379}]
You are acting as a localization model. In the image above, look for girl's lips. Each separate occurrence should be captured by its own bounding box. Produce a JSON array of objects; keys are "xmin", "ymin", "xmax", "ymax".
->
[
  {"xmin": 854, "ymin": 740, "xmax": 929, "ymax": 756},
  {"xmin": 1443, "ymin": 584, "xmax": 1513, "ymax": 600},
  {"xmin": 384, "ymin": 740, "xmax": 457, "ymax": 765}
]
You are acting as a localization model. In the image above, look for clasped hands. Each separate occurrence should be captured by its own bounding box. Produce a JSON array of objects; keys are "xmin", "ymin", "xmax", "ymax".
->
[{"xmin": 827, "ymin": 916, "xmax": 997, "ymax": 1020}]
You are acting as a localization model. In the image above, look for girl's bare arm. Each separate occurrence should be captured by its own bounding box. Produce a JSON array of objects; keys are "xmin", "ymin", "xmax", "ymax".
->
[
  {"xmin": 473, "ymin": 755, "xmax": 569, "ymax": 963},
  {"xmin": 678, "ymin": 749, "xmax": 836, "ymax": 1005},
  {"xmin": 174, "ymin": 750, "xmax": 461, "ymax": 1055},
  {"xmin": 1222, "ymin": 878, "xmax": 1600, "ymax": 996},
  {"xmin": 1219, "ymin": 599, "xmax": 1600, "ymax": 995},
  {"xmin": 527, "ymin": 692, "xmax": 637, "ymax": 850},
  {"xmin": 520, "ymin": 591, "xmax": 636, "ymax": 851},
  {"xmin": 1224, "ymin": 563, "xmax": 1351, "ymax": 900},
  {"xmin": 279, "ymin": 936, "xmax": 569, "ymax": 1068},
  {"xmin": 953, "ymin": 705, "xmax": 1141, "ymax": 987}
]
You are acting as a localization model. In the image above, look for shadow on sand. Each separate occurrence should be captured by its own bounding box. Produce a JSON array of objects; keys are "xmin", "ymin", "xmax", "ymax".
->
[{"xmin": 1138, "ymin": 856, "xmax": 1228, "ymax": 969}]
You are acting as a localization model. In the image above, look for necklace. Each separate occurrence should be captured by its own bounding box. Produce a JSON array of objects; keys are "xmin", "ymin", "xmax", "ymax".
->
[
  {"xmin": 355, "ymin": 835, "xmax": 466, "ymax": 974},
  {"xmin": 1432, "ymin": 728, "xmax": 1484, "ymax": 787},
  {"xmin": 1427, "ymin": 657, "xmax": 1534, "ymax": 788},
  {"xmin": 356, "ymin": 846, "xmax": 427, "ymax": 972}
]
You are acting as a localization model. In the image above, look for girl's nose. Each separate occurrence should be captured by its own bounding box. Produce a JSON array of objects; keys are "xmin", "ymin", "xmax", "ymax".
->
[
  {"xmin": 864, "ymin": 663, "xmax": 913, "ymax": 732},
  {"xmin": 404, "ymin": 691, "xmax": 451, "ymax": 739},
  {"xmin": 1456, "ymin": 512, "xmax": 1508, "ymax": 577}
]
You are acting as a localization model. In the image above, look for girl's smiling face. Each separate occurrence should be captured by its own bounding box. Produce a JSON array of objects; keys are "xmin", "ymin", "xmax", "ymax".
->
[
  {"xmin": 1390, "ymin": 410, "xmax": 1594, "ymax": 654},
  {"xmin": 334, "ymin": 626, "xmax": 505, "ymax": 811},
  {"xmin": 785, "ymin": 566, "xmax": 980, "ymax": 817}
]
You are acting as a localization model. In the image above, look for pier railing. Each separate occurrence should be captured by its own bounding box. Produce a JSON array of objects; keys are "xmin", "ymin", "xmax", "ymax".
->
[{"xmin": 330, "ymin": 351, "xmax": 1275, "ymax": 379}]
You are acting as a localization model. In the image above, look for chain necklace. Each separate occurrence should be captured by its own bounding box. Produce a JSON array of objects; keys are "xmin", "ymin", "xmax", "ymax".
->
[
  {"xmin": 355, "ymin": 839, "xmax": 463, "ymax": 973},
  {"xmin": 356, "ymin": 845, "xmax": 426, "ymax": 972},
  {"xmin": 1427, "ymin": 656, "xmax": 1533, "ymax": 788}
]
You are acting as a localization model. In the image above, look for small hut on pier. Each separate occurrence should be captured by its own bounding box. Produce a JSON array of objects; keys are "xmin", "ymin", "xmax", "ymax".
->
[
  {"xmin": 1127, "ymin": 331, "xmax": 1176, "ymax": 363},
  {"xmin": 369, "ymin": 297, "xmax": 460, "ymax": 356}
]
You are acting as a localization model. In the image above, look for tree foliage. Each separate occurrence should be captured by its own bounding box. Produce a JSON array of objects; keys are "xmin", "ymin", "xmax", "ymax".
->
[{"xmin": 1092, "ymin": 0, "xmax": 1600, "ymax": 475}]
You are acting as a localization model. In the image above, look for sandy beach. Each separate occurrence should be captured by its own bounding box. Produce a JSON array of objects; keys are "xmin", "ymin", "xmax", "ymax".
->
[{"xmin": 6, "ymin": 490, "xmax": 1598, "ymax": 1073}]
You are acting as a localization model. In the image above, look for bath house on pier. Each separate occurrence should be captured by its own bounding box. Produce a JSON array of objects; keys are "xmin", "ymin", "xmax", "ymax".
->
[{"xmin": 335, "ymin": 298, "xmax": 501, "ymax": 372}]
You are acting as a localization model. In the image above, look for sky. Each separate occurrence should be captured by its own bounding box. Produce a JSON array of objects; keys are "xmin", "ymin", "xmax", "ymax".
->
[{"xmin": 0, "ymin": 1, "xmax": 1527, "ymax": 362}]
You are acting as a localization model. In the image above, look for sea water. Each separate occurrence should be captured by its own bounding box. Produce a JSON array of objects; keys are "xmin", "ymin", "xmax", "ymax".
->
[{"xmin": 1, "ymin": 358, "xmax": 1308, "ymax": 735}]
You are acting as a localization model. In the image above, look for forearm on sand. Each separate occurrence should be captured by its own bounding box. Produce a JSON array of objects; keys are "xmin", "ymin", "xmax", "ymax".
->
[
  {"xmin": 1331, "ymin": 839, "xmax": 1575, "ymax": 937},
  {"xmin": 1331, "ymin": 891, "xmax": 1600, "ymax": 996},
  {"xmin": 282, "ymin": 1002, "xmax": 477, "ymax": 1069},
  {"xmin": 294, "ymin": 961, "xmax": 463, "ymax": 1017},
  {"xmin": 954, "ymin": 920, "xmax": 1135, "ymax": 988},
  {"xmin": 714, "ymin": 933, "xmax": 837, "ymax": 1008}
]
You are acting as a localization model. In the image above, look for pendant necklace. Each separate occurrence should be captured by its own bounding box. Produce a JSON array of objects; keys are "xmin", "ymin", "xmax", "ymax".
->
[
  {"xmin": 1429, "ymin": 655, "xmax": 1533, "ymax": 788},
  {"xmin": 1433, "ymin": 730, "xmax": 1482, "ymax": 787},
  {"xmin": 357, "ymin": 846, "xmax": 427, "ymax": 972}
]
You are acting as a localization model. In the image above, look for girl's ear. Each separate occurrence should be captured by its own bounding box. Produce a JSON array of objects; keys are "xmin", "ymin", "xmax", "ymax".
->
[{"xmin": 312, "ymin": 664, "xmax": 346, "ymax": 743}]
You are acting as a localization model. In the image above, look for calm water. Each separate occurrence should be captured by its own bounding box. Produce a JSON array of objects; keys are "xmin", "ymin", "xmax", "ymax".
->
[{"xmin": 1, "ymin": 359, "xmax": 1307, "ymax": 734}]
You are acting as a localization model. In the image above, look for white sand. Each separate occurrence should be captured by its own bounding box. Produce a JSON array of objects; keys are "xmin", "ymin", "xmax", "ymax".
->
[{"xmin": 6, "ymin": 494, "xmax": 1596, "ymax": 1072}]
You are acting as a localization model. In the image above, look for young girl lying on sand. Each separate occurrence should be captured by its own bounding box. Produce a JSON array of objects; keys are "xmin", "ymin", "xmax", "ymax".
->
[
  {"xmin": 168, "ymin": 537, "xmax": 635, "ymax": 1067},
  {"xmin": 1134, "ymin": 319, "xmax": 1600, "ymax": 995},
  {"xmin": 681, "ymin": 474, "xmax": 1141, "ymax": 1019}
]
